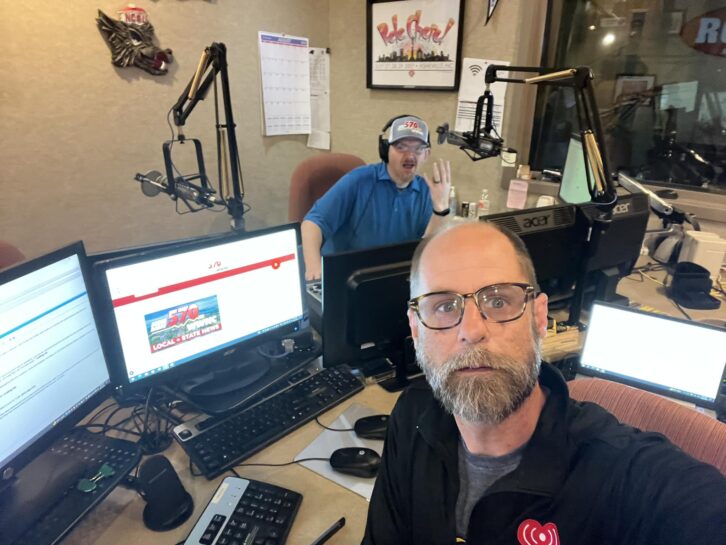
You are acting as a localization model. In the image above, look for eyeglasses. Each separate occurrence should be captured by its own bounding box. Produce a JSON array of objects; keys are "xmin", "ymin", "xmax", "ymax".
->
[
  {"xmin": 392, "ymin": 142, "xmax": 429, "ymax": 155},
  {"xmin": 408, "ymin": 283, "xmax": 536, "ymax": 330}
]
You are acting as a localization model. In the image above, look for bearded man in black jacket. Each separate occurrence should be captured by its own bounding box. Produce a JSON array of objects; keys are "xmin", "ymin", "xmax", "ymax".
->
[{"xmin": 362, "ymin": 221, "xmax": 726, "ymax": 545}]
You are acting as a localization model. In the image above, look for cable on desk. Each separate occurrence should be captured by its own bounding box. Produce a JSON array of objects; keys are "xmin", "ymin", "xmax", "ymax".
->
[
  {"xmin": 235, "ymin": 457, "xmax": 331, "ymax": 469},
  {"xmin": 85, "ymin": 400, "xmax": 119, "ymax": 426},
  {"xmin": 135, "ymin": 387, "xmax": 175, "ymax": 455},
  {"xmin": 314, "ymin": 416, "xmax": 353, "ymax": 432},
  {"xmin": 671, "ymin": 299, "xmax": 693, "ymax": 321},
  {"xmin": 76, "ymin": 423, "xmax": 142, "ymax": 437},
  {"xmin": 625, "ymin": 268, "xmax": 667, "ymax": 287}
]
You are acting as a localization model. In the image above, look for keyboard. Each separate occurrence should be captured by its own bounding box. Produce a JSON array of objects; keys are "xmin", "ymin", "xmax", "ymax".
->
[
  {"xmin": 305, "ymin": 282, "xmax": 322, "ymax": 333},
  {"xmin": 306, "ymin": 281, "xmax": 322, "ymax": 304},
  {"xmin": 182, "ymin": 477, "xmax": 302, "ymax": 545},
  {"xmin": 12, "ymin": 428, "xmax": 142, "ymax": 545},
  {"xmin": 173, "ymin": 365, "xmax": 364, "ymax": 479}
]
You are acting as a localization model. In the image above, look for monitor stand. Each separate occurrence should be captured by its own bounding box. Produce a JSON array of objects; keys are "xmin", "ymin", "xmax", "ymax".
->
[
  {"xmin": 179, "ymin": 351, "xmax": 271, "ymax": 397},
  {"xmin": 172, "ymin": 347, "xmax": 318, "ymax": 415},
  {"xmin": 377, "ymin": 337, "xmax": 423, "ymax": 393}
]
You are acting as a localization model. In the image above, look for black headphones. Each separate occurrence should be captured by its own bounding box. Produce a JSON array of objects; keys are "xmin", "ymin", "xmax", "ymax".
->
[{"xmin": 378, "ymin": 114, "xmax": 430, "ymax": 163}]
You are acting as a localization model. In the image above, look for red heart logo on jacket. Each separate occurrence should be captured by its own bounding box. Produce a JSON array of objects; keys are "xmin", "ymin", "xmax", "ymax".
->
[{"xmin": 517, "ymin": 519, "xmax": 560, "ymax": 545}]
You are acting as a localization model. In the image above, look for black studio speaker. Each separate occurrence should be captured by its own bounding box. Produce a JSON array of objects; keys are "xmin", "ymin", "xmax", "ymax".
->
[{"xmin": 136, "ymin": 455, "xmax": 194, "ymax": 531}]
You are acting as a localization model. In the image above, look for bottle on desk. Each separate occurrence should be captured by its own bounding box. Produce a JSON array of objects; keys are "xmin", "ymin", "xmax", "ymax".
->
[
  {"xmin": 477, "ymin": 189, "xmax": 490, "ymax": 218},
  {"xmin": 449, "ymin": 186, "xmax": 458, "ymax": 216}
]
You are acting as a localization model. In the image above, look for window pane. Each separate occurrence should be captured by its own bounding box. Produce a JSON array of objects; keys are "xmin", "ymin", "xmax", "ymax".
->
[{"xmin": 533, "ymin": 0, "xmax": 726, "ymax": 194}]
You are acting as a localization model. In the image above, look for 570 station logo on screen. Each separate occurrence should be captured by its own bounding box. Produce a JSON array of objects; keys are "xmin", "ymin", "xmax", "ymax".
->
[{"xmin": 145, "ymin": 296, "xmax": 222, "ymax": 353}]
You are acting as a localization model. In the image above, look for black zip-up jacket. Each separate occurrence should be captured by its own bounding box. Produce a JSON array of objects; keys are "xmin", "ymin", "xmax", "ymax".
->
[{"xmin": 362, "ymin": 364, "xmax": 726, "ymax": 544}]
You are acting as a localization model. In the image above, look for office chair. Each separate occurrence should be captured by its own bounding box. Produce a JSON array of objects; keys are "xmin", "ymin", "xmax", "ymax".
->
[
  {"xmin": 288, "ymin": 152, "xmax": 365, "ymax": 222},
  {"xmin": 0, "ymin": 240, "xmax": 25, "ymax": 270},
  {"xmin": 569, "ymin": 377, "xmax": 726, "ymax": 475}
]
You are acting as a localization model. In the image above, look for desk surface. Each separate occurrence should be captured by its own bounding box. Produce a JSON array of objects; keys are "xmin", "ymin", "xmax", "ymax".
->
[{"xmin": 61, "ymin": 262, "xmax": 725, "ymax": 545}]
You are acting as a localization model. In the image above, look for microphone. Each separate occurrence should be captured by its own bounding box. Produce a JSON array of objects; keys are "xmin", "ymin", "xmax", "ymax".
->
[
  {"xmin": 436, "ymin": 122, "xmax": 504, "ymax": 161},
  {"xmin": 135, "ymin": 170, "xmax": 166, "ymax": 197},
  {"xmin": 134, "ymin": 170, "xmax": 223, "ymax": 207}
]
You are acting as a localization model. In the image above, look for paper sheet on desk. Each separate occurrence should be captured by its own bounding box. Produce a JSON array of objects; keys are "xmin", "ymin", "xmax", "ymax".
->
[{"xmin": 295, "ymin": 403, "xmax": 382, "ymax": 501}]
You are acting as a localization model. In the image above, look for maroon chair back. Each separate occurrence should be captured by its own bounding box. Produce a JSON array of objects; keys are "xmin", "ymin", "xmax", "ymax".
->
[
  {"xmin": 288, "ymin": 153, "xmax": 365, "ymax": 222},
  {"xmin": 0, "ymin": 240, "xmax": 25, "ymax": 270},
  {"xmin": 569, "ymin": 377, "xmax": 726, "ymax": 475}
]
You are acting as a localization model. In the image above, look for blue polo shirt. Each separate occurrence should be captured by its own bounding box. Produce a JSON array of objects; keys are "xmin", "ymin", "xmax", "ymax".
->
[{"xmin": 304, "ymin": 162, "xmax": 432, "ymax": 255}]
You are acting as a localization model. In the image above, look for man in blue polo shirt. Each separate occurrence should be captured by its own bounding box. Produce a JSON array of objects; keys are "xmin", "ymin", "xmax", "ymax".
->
[{"xmin": 301, "ymin": 115, "xmax": 452, "ymax": 280}]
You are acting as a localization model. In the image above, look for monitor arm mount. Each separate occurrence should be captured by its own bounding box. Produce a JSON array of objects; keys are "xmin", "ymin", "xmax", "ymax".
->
[
  {"xmin": 455, "ymin": 65, "xmax": 621, "ymax": 325},
  {"xmin": 135, "ymin": 42, "xmax": 247, "ymax": 230}
]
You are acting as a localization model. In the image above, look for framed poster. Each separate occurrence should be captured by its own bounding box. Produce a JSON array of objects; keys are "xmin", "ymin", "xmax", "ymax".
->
[{"xmin": 367, "ymin": 0, "xmax": 464, "ymax": 90}]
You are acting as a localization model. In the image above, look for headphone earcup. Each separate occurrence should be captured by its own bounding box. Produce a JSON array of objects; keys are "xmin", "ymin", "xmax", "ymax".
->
[{"xmin": 379, "ymin": 135, "xmax": 389, "ymax": 163}]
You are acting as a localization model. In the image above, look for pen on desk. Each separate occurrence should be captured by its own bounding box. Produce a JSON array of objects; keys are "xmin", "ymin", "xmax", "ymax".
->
[{"xmin": 310, "ymin": 516, "xmax": 346, "ymax": 545}]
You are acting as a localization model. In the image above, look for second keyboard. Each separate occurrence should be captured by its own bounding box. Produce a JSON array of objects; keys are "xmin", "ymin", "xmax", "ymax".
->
[{"xmin": 173, "ymin": 365, "xmax": 364, "ymax": 479}]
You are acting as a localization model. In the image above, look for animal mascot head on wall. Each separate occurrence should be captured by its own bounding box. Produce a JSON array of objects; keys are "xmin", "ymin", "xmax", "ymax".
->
[{"xmin": 96, "ymin": 6, "xmax": 173, "ymax": 76}]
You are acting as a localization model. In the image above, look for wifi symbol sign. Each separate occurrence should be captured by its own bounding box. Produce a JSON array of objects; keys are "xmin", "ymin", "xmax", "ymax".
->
[{"xmin": 469, "ymin": 64, "xmax": 483, "ymax": 76}]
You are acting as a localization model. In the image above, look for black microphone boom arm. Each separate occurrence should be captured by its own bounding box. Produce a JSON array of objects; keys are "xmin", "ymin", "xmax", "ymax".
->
[
  {"xmin": 166, "ymin": 42, "xmax": 246, "ymax": 229},
  {"xmin": 483, "ymin": 64, "xmax": 617, "ymax": 208},
  {"xmin": 438, "ymin": 64, "xmax": 617, "ymax": 208}
]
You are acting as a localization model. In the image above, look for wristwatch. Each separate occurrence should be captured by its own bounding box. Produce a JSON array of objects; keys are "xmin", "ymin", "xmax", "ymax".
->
[{"xmin": 432, "ymin": 207, "xmax": 450, "ymax": 216}]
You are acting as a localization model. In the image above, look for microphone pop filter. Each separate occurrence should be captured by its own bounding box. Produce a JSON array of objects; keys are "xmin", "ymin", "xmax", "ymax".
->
[{"xmin": 140, "ymin": 170, "xmax": 165, "ymax": 197}]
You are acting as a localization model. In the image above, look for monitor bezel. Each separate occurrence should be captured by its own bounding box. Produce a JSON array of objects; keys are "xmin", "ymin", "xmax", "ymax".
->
[
  {"xmin": 577, "ymin": 301, "xmax": 726, "ymax": 409},
  {"xmin": 87, "ymin": 231, "xmax": 235, "ymax": 265},
  {"xmin": 321, "ymin": 239, "xmax": 420, "ymax": 368},
  {"xmin": 92, "ymin": 224, "xmax": 308, "ymax": 391},
  {"xmin": 0, "ymin": 241, "xmax": 113, "ymax": 483}
]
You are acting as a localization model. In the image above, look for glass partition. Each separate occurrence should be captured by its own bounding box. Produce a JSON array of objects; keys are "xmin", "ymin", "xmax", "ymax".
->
[{"xmin": 532, "ymin": 0, "xmax": 726, "ymax": 195}]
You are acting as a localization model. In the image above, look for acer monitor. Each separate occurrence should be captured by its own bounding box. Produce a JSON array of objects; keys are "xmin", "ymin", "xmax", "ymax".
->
[
  {"xmin": 93, "ymin": 224, "xmax": 308, "ymax": 413},
  {"xmin": 88, "ymin": 231, "xmax": 233, "ymax": 264},
  {"xmin": 483, "ymin": 203, "xmax": 590, "ymax": 304},
  {"xmin": 482, "ymin": 189, "xmax": 649, "ymax": 320},
  {"xmin": 321, "ymin": 239, "xmax": 421, "ymax": 391}
]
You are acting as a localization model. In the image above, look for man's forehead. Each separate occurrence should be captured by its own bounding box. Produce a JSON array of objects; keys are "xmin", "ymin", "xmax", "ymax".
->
[{"xmin": 419, "ymin": 225, "xmax": 524, "ymax": 286}]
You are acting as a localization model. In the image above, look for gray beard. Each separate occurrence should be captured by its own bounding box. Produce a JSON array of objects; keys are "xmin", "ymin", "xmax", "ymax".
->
[{"xmin": 416, "ymin": 331, "xmax": 542, "ymax": 425}]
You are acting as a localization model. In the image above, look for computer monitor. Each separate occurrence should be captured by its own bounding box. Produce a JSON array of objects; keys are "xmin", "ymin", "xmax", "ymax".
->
[
  {"xmin": 93, "ymin": 224, "xmax": 307, "ymax": 413},
  {"xmin": 87, "ymin": 231, "xmax": 234, "ymax": 264},
  {"xmin": 0, "ymin": 242, "xmax": 111, "ymax": 491},
  {"xmin": 483, "ymin": 203, "xmax": 590, "ymax": 303},
  {"xmin": 576, "ymin": 190, "xmax": 649, "ymax": 307},
  {"xmin": 320, "ymin": 239, "xmax": 420, "ymax": 391},
  {"xmin": 483, "ymin": 188, "xmax": 649, "ymax": 321},
  {"xmin": 579, "ymin": 302, "xmax": 726, "ymax": 409}
]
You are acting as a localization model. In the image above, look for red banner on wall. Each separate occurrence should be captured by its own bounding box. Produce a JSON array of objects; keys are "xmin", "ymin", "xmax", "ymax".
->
[{"xmin": 680, "ymin": 8, "xmax": 726, "ymax": 57}]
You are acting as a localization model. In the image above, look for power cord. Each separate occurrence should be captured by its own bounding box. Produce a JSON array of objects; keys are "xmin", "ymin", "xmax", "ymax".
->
[{"xmin": 314, "ymin": 417, "xmax": 353, "ymax": 432}]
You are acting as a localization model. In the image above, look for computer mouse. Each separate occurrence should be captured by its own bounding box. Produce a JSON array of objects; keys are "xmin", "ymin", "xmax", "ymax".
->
[
  {"xmin": 329, "ymin": 447, "xmax": 381, "ymax": 478},
  {"xmin": 354, "ymin": 414, "xmax": 389, "ymax": 440}
]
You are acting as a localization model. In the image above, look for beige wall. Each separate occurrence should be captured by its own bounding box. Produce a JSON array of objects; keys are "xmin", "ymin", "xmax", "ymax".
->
[
  {"xmin": 1, "ymin": 0, "xmax": 545, "ymax": 259},
  {"xmin": 330, "ymin": 0, "xmax": 547, "ymax": 205}
]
